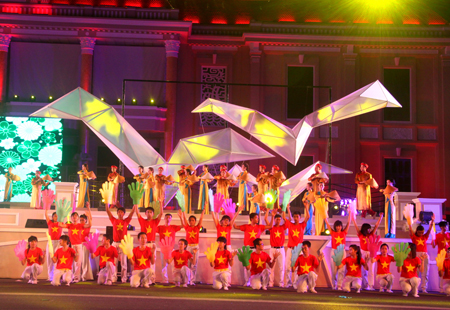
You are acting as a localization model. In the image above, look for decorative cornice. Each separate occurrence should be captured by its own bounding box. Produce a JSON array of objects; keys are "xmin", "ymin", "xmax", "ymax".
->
[
  {"xmin": 80, "ymin": 37, "xmax": 96, "ymax": 55},
  {"xmin": 165, "ymin": 39, "xmax": 180, "ymax": 57},
  {"xmin": 0, "ymin": 34, "xmax": 12, "ymax": 52}
]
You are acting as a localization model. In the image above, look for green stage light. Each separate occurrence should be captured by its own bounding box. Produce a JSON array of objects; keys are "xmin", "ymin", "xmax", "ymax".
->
[
  {"xmin": 117, "ymin": 98, "xmax": 121, "ymax": 103},
  {"xmin": 48, "ymin": 96, "xmax": 53, "ymax": 102},
  {"xmin": 101, "ymin": 97, "xmax": 105, "ymax": 101},
  {"xmin": 150, "ymin": 98, "xmax": 155, "ymax": 104},
  {"xmin": 13, "ymin": 95, "xmax": 19, "ymax": 101},
  {"xmin": 132, "ymin": 99, "xmax": 137, "ymax": 104},
  {"xmin": 30, "ymin": 95, "xmax": 35, "ymax": 102}
]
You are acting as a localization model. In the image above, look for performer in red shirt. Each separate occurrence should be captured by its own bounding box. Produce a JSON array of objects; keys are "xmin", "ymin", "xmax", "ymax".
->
[
  {"xmin": 352, "ymin": 214, "xmax": 383, "ymax": 290},
  {"xmin": 372, "ymin": 243, "xmax": 396, "ymax": 292},
  {"xmin": 129, "ymin": 232, "xmax": 155, "ymax": 288},
  {"xmin": 166, "ymin": 239, "xmax": 197, "ymax": 287},
  {"xmin": 106, "ymin": 203, "xmax": 135, "ymax": 283},
  {"xmin": 209, "ymin": 236, "xmax": 236, "ymax": 290},
  {"xmin": 180, "ymin": 209, "xmax": 204, "ymax": 285},
  {"xmin": 157, "ymin": 213, "xmax": 181, "ymax": 283},
  {"xmin": 59, "ymin": 206, "xmax": 92, "ymax": 283},
  {"xmin": 438, "ymin": 247, "xmax": 450, "ymax": 296},
  {"xmin": 265, "ymin": 209, "xmax": 286, "ymax": 287},
  {"xmin": 211, "ymin": 205, "xmax": 242, "ymax": 251},
  {"xmin": 325, "ymin": 212, "xmax": 351, "ymax": 290},
  {"xmin": 51, "ymin": 235, "xmax": 79, "ymax": 286},
  {"xmin": 432, "ymin": 221, "xmax": 449, "ymax": 293},
  {"xmin": 19, "ymin": 236, "xmax": 45, "ymax": 284},
  {"xmin": 292, "ymin": 241, "xmax": 323, "ymax": 293},
  {"xmin": 282, "ymin": 204, "xmax": 309, "ymax": 288},
  {"xmin": 338, "ymin": 244, "xmax": 369, "ymax": 293},
  {"xmin": 79, "ymin": 212, "xmax": 93, "ymax": 281},
  {"xmin": 234, "ymin": 212, "xmax": 272, "ymax": 286},
  {"xmin": 397, "ymin": 243, "xmax": 425, "ymax": 297},
  {"xmin": 408, "ymin": 213, "xmax": 434, "ymax": 293},
  {"xmin": 245, "ymin": 238, "xmax": 280, "ymax": 290},
  {"xmin": 45, "ymin": 208, "xmax": 61, "ymax": 282},
  {"xmin": 91, "ymin": 234, "xmax": 118, "ymax": 285}
]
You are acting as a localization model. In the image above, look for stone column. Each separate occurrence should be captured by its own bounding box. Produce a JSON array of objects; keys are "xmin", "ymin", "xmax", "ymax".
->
[
  {"xmin": 248, "ymin": 42, "xmax": 262, "ymax": 111},
  {"xmin": 440, "ymin": 48, "xmax": 450, "ymax": 201},
  {"xmin": 0, "ymin": 34, "xmax": 12, "ymax": 111},
  {"xmin": 164, "ymin": 37, "xmax": 180, "ymax": 159}
]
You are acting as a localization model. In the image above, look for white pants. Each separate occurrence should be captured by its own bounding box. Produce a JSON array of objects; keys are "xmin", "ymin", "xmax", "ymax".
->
[
  {"xmin": 146, "ymin": 243, "xmax": 156, "ymax": 276},
  {"xmin": 400, "ymin": 277, "xmax": 421, "ymax": 295},
  {"xmin": 81, "ymin": 244, "xmax": 94, "ymax": 281},
  {"xmin": 52, "ymin": 269, "xmax": 73, "ymax": 286},
  {"xmin": 212, "ymin": 270, "xmax": 231, "ymax": 290},
  {"xmin": 376, "ymin": 274, "xmax": 394, "ymax": 290},
  {"xmin": 269, "ymin": 247, "xmax": 285, "ymax": 287},
  {"xmin": 187, "ymin": 244, "xmax": 199, "ymax": 284},
  {"xmin": 417, "ymin": 252, "xmax": 429, "ymax": 290},
  {"xmin": 250, "ymin": 269, "xmax": 270, "ymax": 290},
  {"xmin": 295, "ymin": 271, "xmax": 318, "ymax": 293},
  {"xmin": 46, "ymin": 240, "xmax": 60, "ymax": 281},
  {"xmin": 343, "ymin": 276, "xmax": 362, "ymax": 292},
  {"xmin": 113, "ymin": 241, "xmax": 128, "ymax": 283},
  {"xmin": 130, "ymin": 268, "xmax": 155, "ymax": 287},
  {"xmin": 21, "ymin": 263, "xmax": 43, "ymax": 282},
  {"xmin": 443, "ymin": 279, "xmax": 450, "ymax": 296},
  {"xmin": 244, "ymin": 248, "xmax": 255, "ymax": 286},
  {"xmin": 72, "ymin": 244, "xmax": 83, "ymax": 282},
  {"xmin": 285, "ymin": 248, "xmax": 297, "ymax": 287},
  {"xmin": 98, "ymin": 262, "xmax": 116, "ymax": 285},
  {"xmin": 173, "ymin": 266, "xmax": 191, "ymax": 285},
  {"xmin": 161, "ymin": 251, "xmax": 172, "ymax": 283},
  {"xmin": 331, "ymin": 248, "xmax": 346, "ymax": 289},
  {"xmin": 361, "ymin": 250, "xmax": 374, "ymax": 289}
]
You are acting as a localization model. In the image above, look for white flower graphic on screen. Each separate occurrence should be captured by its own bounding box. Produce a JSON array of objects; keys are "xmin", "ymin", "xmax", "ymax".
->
[
  {"xmin": 38, "ymin": 145, "xmax": 62, "ymax": 166},
  {"xmin": 17, "ymin": 121, "xmax": 43, "ymax": 141},
  {"xmin": 11, "ymin": 193, "xmax": 31, "ymax": 202},
  {"xmin": 0, "ymin": 138, "xmax": 16, "ymax": 150},
  {"xmin": 5, "ymin": 117, "xmax": 29, "ymax": 126},
  {"xmin": 13, "ymin": 165, "xmax": 32, "ymax": 180},
  {"xmin": 22, "ymin": 159, "xmax": 42, "ymax": 173},
  {"xmin": 40, "ymin": 119, "xmax": 62, "ymax": 132}
]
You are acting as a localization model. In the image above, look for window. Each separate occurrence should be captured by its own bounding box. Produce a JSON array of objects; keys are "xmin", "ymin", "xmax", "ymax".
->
[
  {"xmin": 383, "ymin": 69, "xmax": 410, "ymax": 122},
  {"xmin": 287, "ymin": 67, "xmax": 314, "ymax": 119},
  {"xmin": 384, "ymin": 158, "xmax": 412, "ymax": 192}
]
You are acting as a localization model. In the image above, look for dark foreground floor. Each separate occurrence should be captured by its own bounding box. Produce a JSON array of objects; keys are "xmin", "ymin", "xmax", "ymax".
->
[{"xmin": 0, "ymin": 279, "xmax": 448, "ymax": 310}]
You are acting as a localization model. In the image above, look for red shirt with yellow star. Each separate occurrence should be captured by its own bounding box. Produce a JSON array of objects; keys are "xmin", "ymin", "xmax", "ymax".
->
[
  {"xmin": 54, "ymin": 247, "xmax": 76, "ymax": 270},
  {"xmin": 216, "ymin": 225, "xmax": 232, "ymax": 245},
  {"xmin": 294, "ymin": 254, "xmax": 319, "ymax": 275},
  {"xmin": 330, "ymin": 231, "xmax": 347, "ymax": 249},
  {"xmin": 110, "ymin": 217, "xmax": 132, "ymax": 242},
  {"xmin": 240, "ymin": 224, "xmax": 266, "ymax": 247},
  {"xmin": 183, "ymin": 224, "xmax": 202, "ymax": 245},
  {"xmin": 284, "ymin": 221, "xmax": 306, "ymax": 247},
  {"xmin": 268, "ymin": 225, "xmax": 286, "ymax": 247},
  {"xmin": 357, "ymin": 232, "xmax": 374, "ymax": 252},
  {"xmin": 138, "ymin": 217, "xmax": 161, "ymax": 242},
  {"xmin": 400, "ymin": 257, "xmax": 421, "ymax": 278},
  {"xmin": 157, "ymin": 225, "xmax": 181, "ymax": 242},
  {"xmin": 82, "ymin": 227, "xmax": 91, "ymax": 242},
  {"xmin": 214, "ymin": 250, "xmax": 232, "ymax": 269},
  {"xmin": 94, "ymin": 245, "xmax": 118, "ymax": 269},
  {"xmin": 443, "ymin": 259, "xmax": 450, "ymax": 280},
  {"xmin": 342, "ymin": 256, "xmax": 366, "ymax": 277},
  {"xmin": 133, "ymin": 246, "xmax": 153, "ymax": 270},
  {"xmin": 249, "ymin": 251, "xmax": 271, "ymax": 275},
  {"xmin": 25, "ymin": 248, "xmax": 43, "ymax": 266},
  {"xmin": 435, "ymin": 232, "xmax": 450, "ymax": 252},
  {"xmin": 67, "ymin": 223, "xmax": 85, "ymax": 245},
  {"xmin": 171, "ymin": 250, "xmax": 192, "ymax": 268},
  {"xmin": 374, "ymin": 254, "xmax": 395, "ymax": 275},
  {"xmin": 47, "ymin": 220, "xmax": 62, "ymax": 240},
  {"xmin": 411, "ymin": 234, "xmax": 429, "ymax": 253}
]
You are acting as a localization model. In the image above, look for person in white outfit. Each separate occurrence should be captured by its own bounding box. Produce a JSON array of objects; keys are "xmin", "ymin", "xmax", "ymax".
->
[
  {"xmin": 292, "ymin": 241, "xmax": 324, "ymax": 293},
  {"xmin": 166, "ymin": 239, "xmax": 197, "ymax": 287},
  {"xmin": 438, "ymin": 247, "xmax": 450, "ymax": 296},
  {"xmin": 44, "ymin": 210, "xmax": 61, "ymax": 282},
  {"xmin": 245, "ymin": 238, "xmax": 280, "ymax": 290},
  {"xmin": 372, "ymin": 243, "xmax": 395, "ymax": 293},
  {"xmin": 265, "ymin": 210, "xmax": 286, "ymax": 288},
  {"xmin": 51, "ymin": 235, "xmax": 79, "ymax": 286},
  {"xmin": 338, "ymin": 244, "xmax": 369, "ymax": 293},
  {"xmin": 91, "ymin": 234, "xmax": 118, "ymax": 285},
  {"xmin": 397, "ymin": 243, "xmax": 426, "ymax": 298},
  {"xmin": 19, "ymin": 236, "xmax": 45, "ymax": 284},
  {"xmin": 129, "ymin": 232, "xmax": 156, "ymax": 288},
  {"xmin": 209, "ymin": 236, "xmax": 236, "ymax": 290}
]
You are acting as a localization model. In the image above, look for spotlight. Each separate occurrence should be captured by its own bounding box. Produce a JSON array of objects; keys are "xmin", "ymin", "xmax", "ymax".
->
[
  {"xmin": 117, "ymin": 98, "xmax": 121, "ymax": 103},
  {"xmin": 132, "ymin": 98, "xmax": 137, "ymax": 104},
  {"xmin": 150, "ymin": 98, "xmax": 155, "ymax": 104},
  {"xmin": 101, "ymin": 97, "xmax": 105, "ymax": 101},
  {"xmin": 334, "ymin": 205, "xmax": 339, "ymax": 210},
  {"xmin": 48, "ymin": 96, "xmax": 54, "ymax": 102},
  {"xmin": 13, "ymin": 95, "xmax": 19, "ymax": 101},
  {"xmin": 320, "ymin": 229, "xmax": 331, "ymax": 236},
  {"xmin": 30, "ymin": 95, "xmax": 36, "ymax": 102}
]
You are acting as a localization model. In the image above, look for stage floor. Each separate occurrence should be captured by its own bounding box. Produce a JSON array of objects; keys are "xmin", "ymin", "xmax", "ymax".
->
[{"xmin": 0, "ymin": 279, "xmax": 448, "ymax": 310}]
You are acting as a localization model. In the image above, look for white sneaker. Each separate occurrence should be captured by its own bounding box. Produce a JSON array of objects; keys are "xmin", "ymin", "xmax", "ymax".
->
[
  {"xmin": 379, "ymin": 288, "xmax": 384, "ymax": 292},
  {"xmin": 356, "ymin": 289, "xmax": 361, "ymax": 293},
  {"xmin": 106, "ymin": 280, "xmax": 113, "ymax": 286},
  {"xmin": 365, "ymin": 286, "xmax": 375, "ymax": 291},
  {"xmin": 190, "ymin": 282, "xmax": 196, "ymax": 286},
  {"xmin": 403, "ymin": 293, "xmax": 408, "ymax": 297},
  {"xmin": 143, "ymin": 283, "xmax": 150, "ymax": 288},
  {"xmin": 309, "ymin": 289, "xmax": 317, "ymax": 293},
  {"xmin": 421, "ymin": 289, "xmax": 428, "ymax": 294},
  {"xmin": 182, "ymin": 284, "xmax": 188, "ymax": 288},
  {"xmin": 413, "ymin": 294, "xmax": 420, "ymax": 298},
  {"xmin": 337, "ymin": 287, "xmax": 343, "ymax": 291},
  {"xmin": 386, "ymin": 290, "xmax": 393, "ymax": 293},
  {"xmin": 175, "ymin": 282, "xmax": 180, "ymax": 287},
  {"xmin": 65, "ymin": 283, "xmax": 70, "ymax": 286},
  {"xmin": 262, "ymin": 286, "xmax": 267, "ymax": 290},
  {"xmin": 224, "ymin": 286, "xmax": 229, "ymax": 291}
]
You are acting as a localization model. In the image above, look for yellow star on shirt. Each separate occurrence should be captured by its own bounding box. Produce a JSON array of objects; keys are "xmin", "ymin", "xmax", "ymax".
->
[
  {"xmin": 301, "ymin": 264, "xmax": 311, "ymax": 273},
  {"xmin": 363, "ymin": 238, "xmax": 368, "ymax": 244},
  {"xmin": 217, "ymin": 256, "xmax": 226, "ymax": 264},
  {"xmin": 116, "ymin": 223, "xmax": 124, "ymax": 231},
  {"xmin": 381, "ymin": 261, "xmax": 389, "ymax": 269},
  {"xmin": 71, "ymin": 228, "xmax": 79, "ymax": 235},
  {"xmin": 442, "ymin": 239, "xmax": 447, "ymax": 245},
  {"xmin": 189, "ymin": 230, "xmax": 197, "ymax": 239},
  {"xmin": 59, "ymin": 256, "xmax": 68, "ymax": 264},
  {"xmin": 176, "ymin": 258, "xmax": 185, "ymax": 265},
  {"xmin": 249, "ymin": 230, "xmax": 257, "ymax": 239},
  {"xmin": 101, "ymin": 255, "xmax": 110, "ymax": 263},
  {"xmin": 220, "ymin": 231, "xmax": 228, "ymax": 237},
  {"xmin": 416, "ymin": 238, "xmax": 425, "ymax": 246},
  {"xmin": 334, "ymin": 236, "xmax": 344, "ymax": 245},
  {"xmin": 292, "ymin": 229, "xmax": 300, "ymax": 237},
  {"xmin": 350, "ymin": 264, "xmax": 358, "ymax": 271},
  {"xmin": 28, "ymin": 255, "xmax": 37, "ymax": 263},
  {"xmin": 163, "ymin": 230, "xmax": 172, "ymax": 238},
  {"xmin": 137, "ymin": 255, "xmax": 148, "ymax": 266},
  {"xmin": 406, "ymin": 264, "xmax": 415, "ymax": 272},
  {"xmin": 255, "ymin": 258, "xmax": 265, "ymax": 268},
  {"xmin": 51, "ymin": 226, "xmax": 59, "ymax": 233},
  {"xmin": 146, "ymin": 226, "xmax": 152, "ymax": 234},
  {"xmin": 274, "ymin": 231, "xmax": 282, "ymax": 238}
]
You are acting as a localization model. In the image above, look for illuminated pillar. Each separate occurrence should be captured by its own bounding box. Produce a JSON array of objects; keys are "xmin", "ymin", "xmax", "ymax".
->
[
  {"xmin": 440, "ymin": 47, "xmax": 450, "ymax": 200},
  {"xmin": 79, "ymin": 37, "xmax": 96, "ymax": 154},
  {"xmin": 0, "ymin": 34, "xmax": 12, "ymax": 110},
  {"xmin": 164, "ymin": 38, "xmax": 180, "ymax": 158}
]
